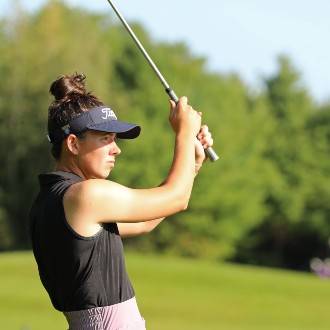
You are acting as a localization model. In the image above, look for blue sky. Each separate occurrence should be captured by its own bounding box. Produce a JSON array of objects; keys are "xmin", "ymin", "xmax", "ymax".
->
[{"xmin": 1, "ymin": 0, "xmax": 329, "ymax": 103}]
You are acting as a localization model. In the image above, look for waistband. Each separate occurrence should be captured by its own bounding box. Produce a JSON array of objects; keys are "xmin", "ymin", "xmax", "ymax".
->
[{"xmin": 63, "ymin": 297, "xmax": 146, "ymax": 330}]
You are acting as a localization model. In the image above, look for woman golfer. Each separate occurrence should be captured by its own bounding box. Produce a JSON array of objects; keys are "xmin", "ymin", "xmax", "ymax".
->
[{"xmin": 29, "ymin": 73, "xmax": 214, "ymax": 329}]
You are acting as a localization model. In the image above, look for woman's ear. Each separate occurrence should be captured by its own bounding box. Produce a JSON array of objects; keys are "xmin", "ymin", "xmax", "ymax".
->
[{"xmin": 65, "ymin": 134, "xmax": 79, "ymax": 156}]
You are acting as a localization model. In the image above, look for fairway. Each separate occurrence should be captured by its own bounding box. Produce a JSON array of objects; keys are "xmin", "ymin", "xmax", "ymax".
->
[{"xmin": 1, "ymin": 251, "xmax": 330, "ymax": 330}]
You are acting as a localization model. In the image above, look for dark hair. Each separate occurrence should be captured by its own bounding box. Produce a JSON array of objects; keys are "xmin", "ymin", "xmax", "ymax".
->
[{"xmin": 48, "ymin": 73, "xmax": 104, "ymax": 159}]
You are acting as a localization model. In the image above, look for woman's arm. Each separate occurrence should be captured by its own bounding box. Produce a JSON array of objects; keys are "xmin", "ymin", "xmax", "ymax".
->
[
  {"xmin": 116, "ymin": 125, "xmax": 213, "ymax": 238},
  {"xmin": 117, "ymin": 218, "xmax": 165, "ymax": 238}
]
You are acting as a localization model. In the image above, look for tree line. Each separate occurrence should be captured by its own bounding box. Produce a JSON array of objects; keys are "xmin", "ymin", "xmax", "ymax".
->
[{"xmin": 0, "ymin": 0, "xmax": 329, "ymax": 271}]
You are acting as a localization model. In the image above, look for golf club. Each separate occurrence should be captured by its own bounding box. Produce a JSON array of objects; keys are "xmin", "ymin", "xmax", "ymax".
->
[{"xmin": 106, "ymin": 0, "xmax": 219, "ymax": 162}]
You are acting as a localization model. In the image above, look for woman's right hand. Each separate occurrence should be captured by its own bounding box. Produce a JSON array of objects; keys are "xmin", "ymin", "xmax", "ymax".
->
[{"xmin": 169, "ymin": 96, "xmax": 202, "ymax": 137}]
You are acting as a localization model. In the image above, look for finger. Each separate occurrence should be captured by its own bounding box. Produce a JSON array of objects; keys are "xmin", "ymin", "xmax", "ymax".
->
[
  {"xmin": 199, "ymin": 131, "xmax": 211, "ymax": 143},
  {"xmin": 200, "ymin": 125, "xmax": 209, "ymax": 134},
  {"xmin": 176, "ymin": 96, "xmax": 188, "ymax": 109},
  {"xmin": 179, "ymin": 96, "xmax": 188, "ymax": 105},
  {"xmin": 168, "ymin": 99, "xmax": 176, "ymax": 110},
  {"xmin": 198, "ymin": 138, "xmax": 214, "ymax": 150},
  {"xmin": 203, "ymin": 137, "xmax": 214, "ymax": 149},
  {"xmin": 199, "ymin": 133, "xmax": 213, "ymax": 148},
  {"xmin": 197, "ymin": 125, "xmax": 209, "ymax": 139}
]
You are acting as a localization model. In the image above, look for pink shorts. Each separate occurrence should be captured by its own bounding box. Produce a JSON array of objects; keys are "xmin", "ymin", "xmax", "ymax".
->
[{"xmin": 63, "ymin": 297, "xmax": 146, "ymax": 330}]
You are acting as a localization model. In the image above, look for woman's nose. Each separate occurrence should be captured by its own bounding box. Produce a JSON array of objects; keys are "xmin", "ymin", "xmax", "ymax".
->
[{"xmin": 112, "ymin": 142, "xmax": 121, "ymax": 156}]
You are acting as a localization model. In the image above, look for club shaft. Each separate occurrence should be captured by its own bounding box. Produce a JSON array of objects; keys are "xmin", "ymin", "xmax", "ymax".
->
[
  {"xmin": 106, "ymin": 0, "xmax": 219, "ymax": 162},
  {"xmin": 106, "ymin": 1, "xmax": 168, "ymax": 87}
]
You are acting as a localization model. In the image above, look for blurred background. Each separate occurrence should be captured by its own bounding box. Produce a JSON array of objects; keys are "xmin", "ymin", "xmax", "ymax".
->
[
  {"xmin": 0, "ymin": 0, "xmax": 329, "ymax": 328},
  {"xmin": 1, "ymin": 0, "xmax": 329, "ymax": 270}
]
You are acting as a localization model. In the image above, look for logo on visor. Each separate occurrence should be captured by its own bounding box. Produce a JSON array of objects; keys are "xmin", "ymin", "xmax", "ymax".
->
[{"xmin": 102, "ymin": 108, "xmax": 117, "ymax": 120}]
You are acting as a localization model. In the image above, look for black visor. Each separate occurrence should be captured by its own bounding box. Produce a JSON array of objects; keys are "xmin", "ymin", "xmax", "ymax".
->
[{"xmin": 47, "ymin": 106, "xmax": 141, "ymax": 143}]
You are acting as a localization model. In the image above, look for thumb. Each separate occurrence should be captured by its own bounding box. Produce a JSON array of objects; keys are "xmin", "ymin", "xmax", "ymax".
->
[{"xmin": 168, "ymin": 99, "xmax": 176, "ymax": 110}]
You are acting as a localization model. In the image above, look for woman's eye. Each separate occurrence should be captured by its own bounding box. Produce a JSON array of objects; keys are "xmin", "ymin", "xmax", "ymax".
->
[{"xmin": 102, "ymin": 134, "xmax": 116, "ymax": 142}]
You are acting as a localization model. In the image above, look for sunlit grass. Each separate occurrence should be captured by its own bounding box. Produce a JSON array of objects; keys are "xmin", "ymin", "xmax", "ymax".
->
[{"xmin": 1, "ymin": 251, "xmax": 330, "ymax": 329}]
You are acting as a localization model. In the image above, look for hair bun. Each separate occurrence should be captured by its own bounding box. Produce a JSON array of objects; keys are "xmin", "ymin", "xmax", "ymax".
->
[{"xmin": 50, "ymin": 73, "xmax": 86, "ymax": 100}]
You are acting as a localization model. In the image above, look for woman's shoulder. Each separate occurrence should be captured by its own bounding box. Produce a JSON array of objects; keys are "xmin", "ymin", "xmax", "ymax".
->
[
  {"xmin": 64, "ymin": 178, "xmax": 121, "ymax": 205},
  {"xmin": 63, "ymin": 178, "xmax": 126, "ymax": 229}
]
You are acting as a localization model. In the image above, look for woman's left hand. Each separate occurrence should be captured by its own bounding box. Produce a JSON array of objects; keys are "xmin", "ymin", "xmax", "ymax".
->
[{"xmin": 195, "ymin": 125, "xmax": 214, "ymax": 167}]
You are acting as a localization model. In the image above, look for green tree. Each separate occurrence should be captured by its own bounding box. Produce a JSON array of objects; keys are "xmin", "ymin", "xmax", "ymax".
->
[{"xmin": 232, "ymin": 56, "xmax": 330, "ymax": 270}]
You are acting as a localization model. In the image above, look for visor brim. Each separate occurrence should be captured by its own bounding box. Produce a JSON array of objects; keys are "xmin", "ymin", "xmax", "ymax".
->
[{"xmin": 87, "ymin": 121, "xmax": 141, "ymax": 139}]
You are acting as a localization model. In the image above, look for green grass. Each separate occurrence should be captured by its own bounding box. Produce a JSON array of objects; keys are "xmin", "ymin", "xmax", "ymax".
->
[{"xmin": 1, "ymin": 251, "xmax": 330, "ymax": 329}]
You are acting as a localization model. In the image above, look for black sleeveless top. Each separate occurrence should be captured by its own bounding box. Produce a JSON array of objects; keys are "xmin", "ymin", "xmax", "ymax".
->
[{"xmin": 29, "ymin": 171, "xmax": 135, "ymax": 312}]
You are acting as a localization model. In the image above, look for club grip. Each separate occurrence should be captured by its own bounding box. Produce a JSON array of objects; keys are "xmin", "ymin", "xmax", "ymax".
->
[
  {"xmin": 166, "ymin": 88, "xmax": 219, "ymax": 162},
  {"xmin": 205, "ymin": 146, "xmax": 219, "ymax": 162}
]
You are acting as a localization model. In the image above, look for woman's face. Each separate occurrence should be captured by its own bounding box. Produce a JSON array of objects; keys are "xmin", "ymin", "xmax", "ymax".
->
[{"xmin": 75, "ymin": 130, "xmax": 121, "ymax": 180}]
